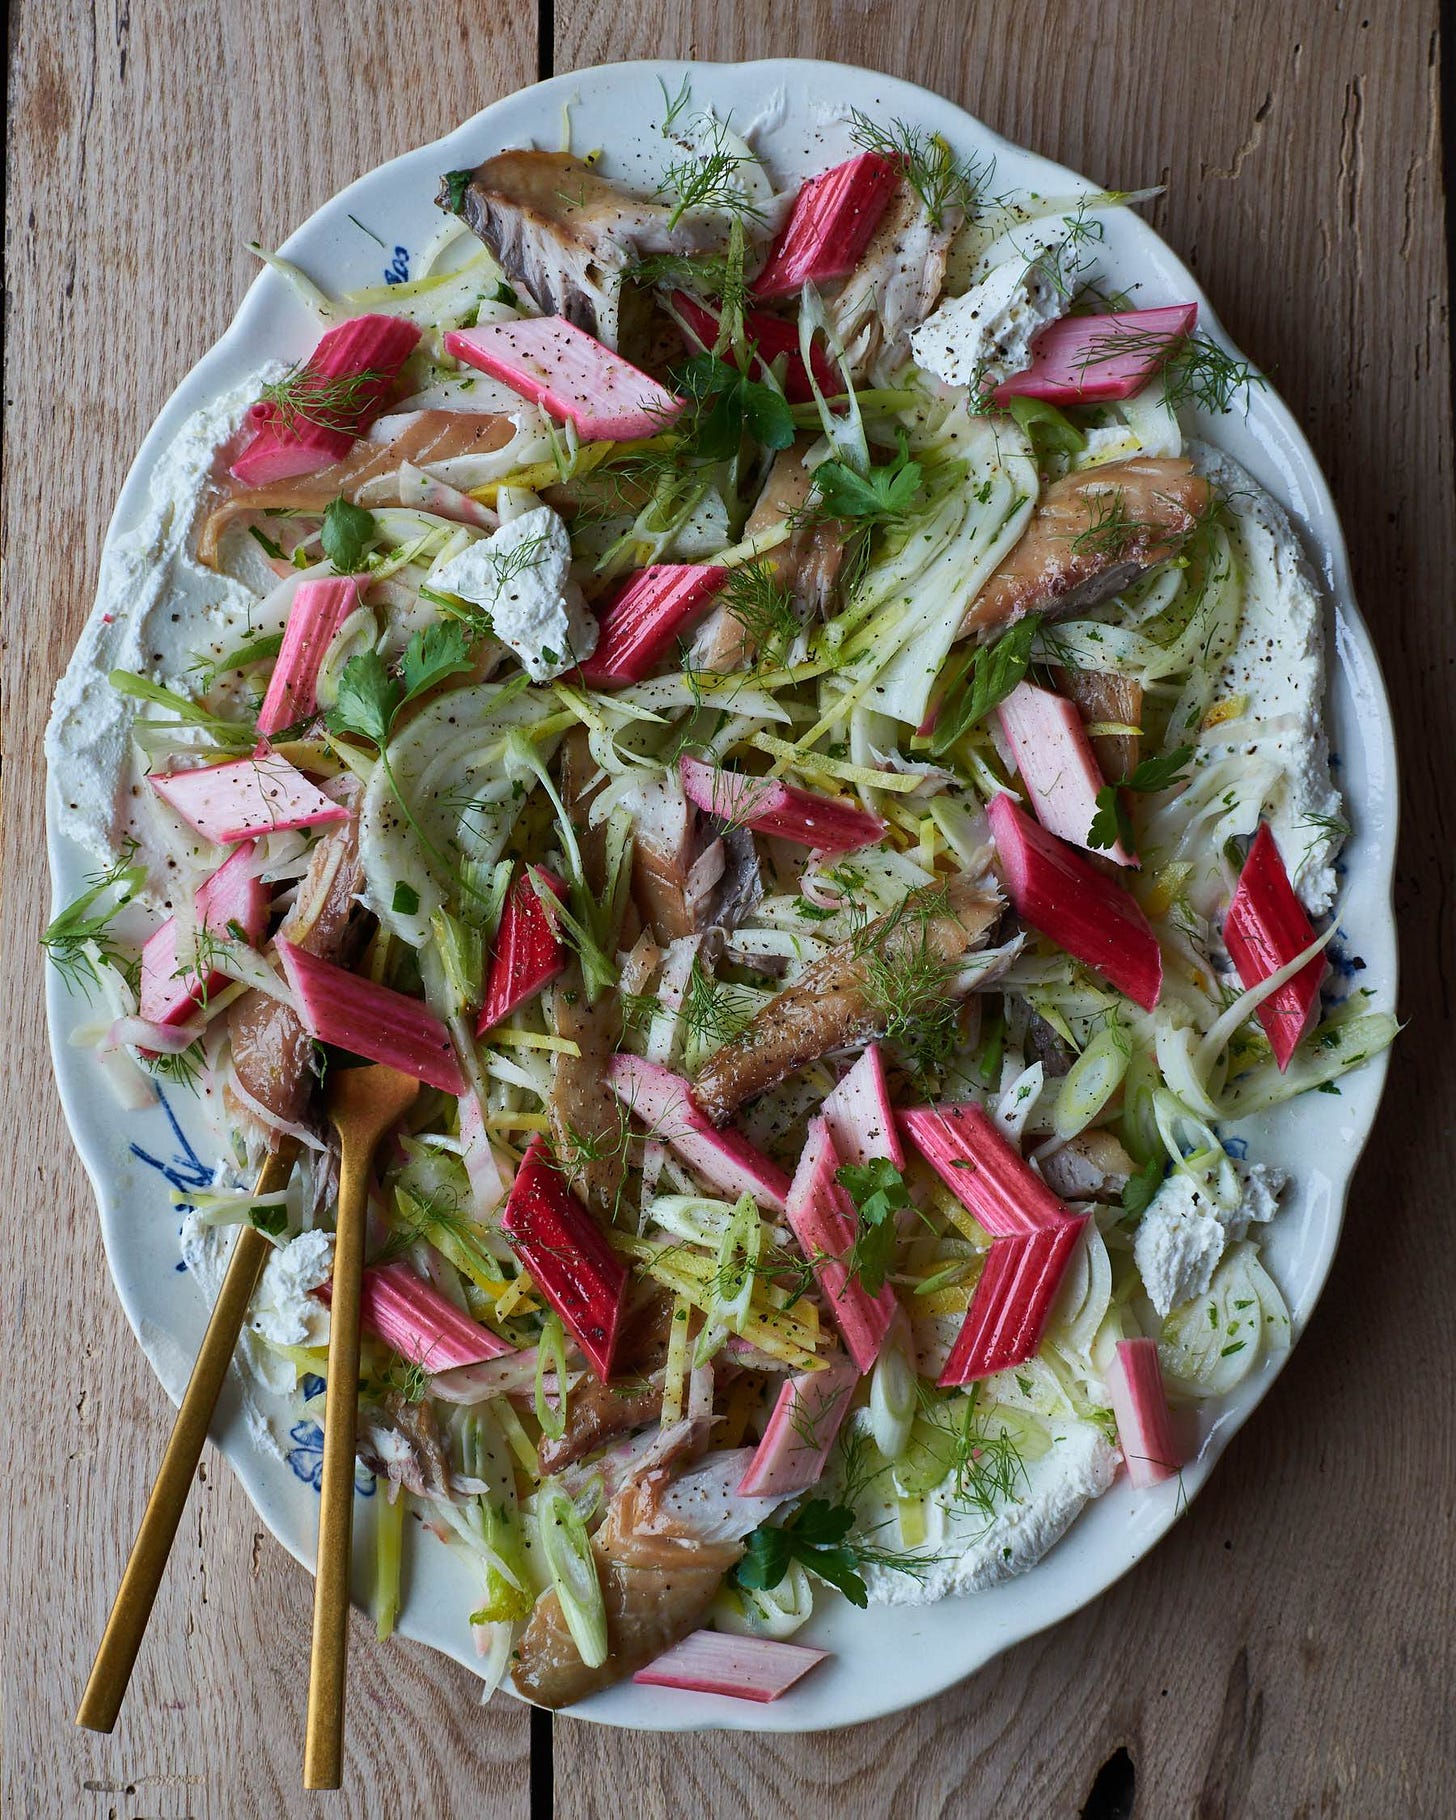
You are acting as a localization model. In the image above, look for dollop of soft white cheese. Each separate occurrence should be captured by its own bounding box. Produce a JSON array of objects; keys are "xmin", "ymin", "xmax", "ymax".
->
[
  {"xmin": 1134, "ymin": 1160, "xmax": 1287, "ymax": 1316},
  {"xmin": 430, "ymin": 505, "xmax": 598, "ymax": 682},
  {"xmin": 911, "ymin": 220, "xmax": 1077, "ymax": 391},
  {"xmin": 250, "ymin": 1228, "xmax": 333, "ymax": 1348},
  {"xmin": 1189, "ymin": 443, "xmax": 1345, "ymax": 914},
  {"xmin": 857, "ymin": 1415, "xmax": 1119, "ymax": 1605},
  {"xmin": 45, "ymin": 369, "xmax": 278, "ymax": 874}
]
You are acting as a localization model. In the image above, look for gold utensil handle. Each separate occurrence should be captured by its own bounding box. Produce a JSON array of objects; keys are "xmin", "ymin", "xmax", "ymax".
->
[
  {"xmin": 303, "ymin": 1128, "xmax": 371, "ymax": 1789},
  {"xmin": 76, "ymin": 1144, "xmax": 296, "ymax": 1734}
]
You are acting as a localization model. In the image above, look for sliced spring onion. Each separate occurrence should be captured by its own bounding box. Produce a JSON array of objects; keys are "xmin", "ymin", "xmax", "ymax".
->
[
  {"xmin": 869, "ymin": 1335, "xmax": 917, "ymax": 1461},
  {"xmin": 537, "ymin": 1484, "xmax": 608, "ymax": 1669},
  {"xmin": 1053, "ymin": 1026, "xmax": 1131, "ymax": 1141},
  {"xmin": 533, "ymin": 1312, "xmax": 569, "ymax": 1442}
]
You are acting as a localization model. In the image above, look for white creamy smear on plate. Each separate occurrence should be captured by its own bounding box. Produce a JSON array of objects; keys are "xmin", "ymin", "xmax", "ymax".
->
[
  {"xmin": 45, "ymin": 368, "xmax": 280, "ymax": 884},
  {"xmin": 1189, "ymin": 442, "xmax": 1345, "ymax": 914}
]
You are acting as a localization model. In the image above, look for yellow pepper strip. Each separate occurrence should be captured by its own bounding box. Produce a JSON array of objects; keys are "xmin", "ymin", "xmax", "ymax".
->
[
  {"xmin": 749, "ymin": 732, "xmax": 925, "ymax": 794},
  {"xmin": 494, "ymin": 1270, "xmax": 538, "ymax": 1320},
  {"xmin": 919, "ymin": 1284, "xmax": 975, "ymax": 1318},
  {"xmin": 482, "ymin": 1112, "xmax": 551, "ymax": 1134},
  {"xmin": 719, "ymin": 1374, "xmax": 762, "ymax": 1449},
  {"xmin": 660, "ymin": 1294, "xmax": 694, "ymax": 1428},
  {"xmin": 485, "ymin": 1030, "xmax": 582, "ymax": 1057}
]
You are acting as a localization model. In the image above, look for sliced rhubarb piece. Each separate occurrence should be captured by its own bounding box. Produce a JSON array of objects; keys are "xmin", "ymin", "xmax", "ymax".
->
[
  {"xmin": 500, "ymin": 1138, "xmax": 629, "ymax": 1380},
  {"xmin": 151, "ymin": 754, "xmax": 349, "ymax": 846},
  {"xmin": 671, "ymin": 293, "xmax": 840, "ymax": 404},
  {"xmin": 821, "ymin": 1045, "xmax": 905, "ymax": 1171},
  {"xmin": 783, "ymin": 1118, "xmax": 897, "ymax": 1373},
  {"xmin": 736, "ymin": 1354, "xmax": 859, "ymax": 1497},
  {"xmin": 277, "ymin": 939, "xmax": 465, "ymax": 1093},
  {"xmin": 679, "ymin": 754, "xmax": 885, "ymax": 855},
  {"xmin": 994, "ymin": 304, "xmax": 1200, "ymax": 406},
  {"xmin": 577, "ymin": 566, "xmax": 728, "ymax": 687},
  {"xmin": 1105, "ymin": 1336, "xmax": 1183, "ymax": 1488},
  {"xmin": 753, "ymin": 152, "xmax": 902, "ymax": 300},
  {"xmin": 1223, "ymin": 823, "xmax": 1326, "ymax": 1071},
  {"xmin": 996, "ymin": 681, "xmax": 1134, "ymax": 866},
  {"xmin": 633, "ymin": 1630, "xmax": 829, "ymax": 1702},
  {"xmin": 988, "ymin": 792, "xmax": 1163, "ymax": 1010},
  {"xmin": 231, "ymin": 314, "xmax": 422, "ymax": 484},
  {"xmin": 445, "ymin": 317, "xmax": 684, "ymax": 441},
  {"xmin": 900, "ymin": 1099, "xmax": 1077, "ymax": 1237},
  {"xmin": 255, "ymin": 577, "xmax": 362, "ymax": 737},
  {"xmin": 328, "ymin": 1261, "xmax": 512, "ymax": 1369},
  {"xmin": 938, "ymin": 1216, "xmax": 1089, "ymax": 1385},
  {"xmin": 606, "ymin": 1055, "xmax": 790, "ymax": 1213},
  {"xmin": 139, "ymin": 843, "xmax": 270, "ymax": 1027},
  {"xmin": 477, "ymin": 865, "xmax": 567, "ymax": 1033}
]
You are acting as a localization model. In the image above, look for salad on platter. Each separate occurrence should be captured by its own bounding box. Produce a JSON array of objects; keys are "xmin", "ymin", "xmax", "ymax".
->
[{"xmin": 44, "ymin": 80, "xmax": 1398, "ymax": 1710}]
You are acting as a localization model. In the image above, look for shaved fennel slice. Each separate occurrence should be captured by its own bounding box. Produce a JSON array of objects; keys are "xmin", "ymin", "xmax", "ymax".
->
[
  {"xmin": 358, "ymin": 683, "xmax": 556, "ymax": 945},
  {"xmin": 858, "ymin": 413, "xmax": 1037, "ymax": 726}
]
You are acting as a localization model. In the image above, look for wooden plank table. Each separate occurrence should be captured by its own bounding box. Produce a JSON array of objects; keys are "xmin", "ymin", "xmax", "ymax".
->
[{"xmin": 4, "ymin": 4, "xmax": 1451, "ymax": 1815}]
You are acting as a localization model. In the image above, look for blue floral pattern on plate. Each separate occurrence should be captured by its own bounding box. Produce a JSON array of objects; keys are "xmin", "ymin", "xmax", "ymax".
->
[{"xmin": 286, "ymin": 1419, "xmax": 376, "ymax": 1496}]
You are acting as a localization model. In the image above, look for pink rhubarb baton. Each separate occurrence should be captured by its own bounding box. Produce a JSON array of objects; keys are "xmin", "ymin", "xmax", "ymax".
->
[
  {"xmin": 820, "ymin": 1045, "xmax": 905, "ymax": 1171},
  {"xmin": 996, "ymin": 681, "xmax": 1134, "ymax": 866},
  {"xmin": 753, "ymin": 152, "xmax": 902, "ymax": 300},
  {"xmin": 255, "ymin": 577, "xmax": 363, "ymax": 737},
  {"xmin": 577, "ymin": 566, "xmax": 729, "ymax": 687},
  {"xmin": 988, "ymin": 792, "xmax": 1163, "ymax": 1010},
  {"xmin": 633, "ymin": 1631, "xmax": 829, "ymax": 1702},
  {"xmin": 327, "ymin": 1262, "xmax": 513, "ymax": 1369},
  {"xmin": 783, "ymin": 1118, "xmax": 896, "ymax": 1373},
  {"xmin": 1105, "ymin": 1337, "xmax": 1183, "ymax": 1489},
  {"xmin": 230, "ymin": 314, "xmax": 422, "ymax": 485},
  {"xmin": 736, "ymin": 1354, "xmax": 859, "ymax": 1497},
  {"xmin": 1223, "ymin": 823, "xmax": 1326, "ymax": 1071},
  {"xmin": 477, "ymin": 865, "xmax": 568, "ymax": 1032},
  {"xmin": 500, "ymin": 1138, "xmax": 629, "ymax": 1381},
  {"xmin": 151, "ymin": 754, "xmax": 349, "ymax": 846},
  {"xmin": 138, "ymin": 843, "xmax": 270, "ymax": 1026},
  {"xmin": 606, "ymin": 1056, "xmax": 791, "ymax": 1213},
  {"xmin": 671, "ymin": 292, "xmax": 841, "ymax": 403},
  {"xmin": 679, "ymin": 755, "xmax": 885, "ymax": 855},
  {"xmin": 900, "ymin": 1099, "xmax": 1078, "ymax": 1237},
  {"xmin": 277, "ymin": 940, "xmax": 465, "ymax": 1093},
  {"xmin": 993, "ymin": 303, "xmax": 1199, "ymax": 406},
  {"xmin": 938, "ymin": 1216, "xmax": 1089, "ymax": 1386},
  {"xmin": 444, "ymin": 317, "xmax": 684, "ymax": 441}
]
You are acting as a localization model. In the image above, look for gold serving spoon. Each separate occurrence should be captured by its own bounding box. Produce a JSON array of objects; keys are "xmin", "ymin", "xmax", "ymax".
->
[
  {"xmin": 304, "ymin": 1061, "xmax": 420, "ymax": 1791},
  {"xmin": 76, "ymin": 1139, "xmax": 299, "ymax": 1733}
]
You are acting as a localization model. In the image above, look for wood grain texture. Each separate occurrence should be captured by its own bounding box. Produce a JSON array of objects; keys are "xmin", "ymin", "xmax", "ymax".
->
[
  {"xmin": 4, "ymin": 2, "xmax": 1452, "ymax": 1816},
  {"xmin": 550, "ymin": 5, "xmax": 1456, "ymax": 1817},
  {"xmin": 1, "ymin": 5, "xmax": 537, "ymax": 1817}
]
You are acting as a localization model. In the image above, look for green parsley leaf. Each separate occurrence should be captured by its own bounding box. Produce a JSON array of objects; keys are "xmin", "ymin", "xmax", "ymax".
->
[
  {"xmin": 321, "ymin": 497, "xmax": 376, "ymax": 574},
  {"xmin": 392, "ymin": 881, "xmax": 421, "ymax": 916},
  {"xmin": 836, "ymin": 1158, "xmax": 912, "ymax": 1296},
  {"xmin": 786, "ymin": 1498, "xmax": 856, "ymax": 1548},
  {"xmin": 796, "ymin": 1545, "xmax": 869, "ymax": 1607},
  {"xmin": 678, "ymin": 353, "xmax": 795, "ymax": 459},
  {"xmin": 325, "ymin": 649, "xmax": 398, "ymax": 750},
  {"xmin": 813, "ymin": 437, "xmax": 922, "ymax": 524},
  {"xmin": 1120, "ymin": 1155, "xmax": 1165, "ymax": 1222},
  {"xmin": 399, "ymin": 619, "xmax": 474, "ymax": 703},
  {"xmin": 928, "ymin": 613, "xmax": 1041, "ymax": 757},
  {"xmin": 735, "ymin": 1525, "xmax": 793, "ymax": 1591},
  {"xmin": 492, "ymin": 280, "xmax": 520, "ymax": 307},
  {"xmin": 441, "ymin": 169, "xmax": 474, "ymax": 215},
  {"xmin": 249, "ymin": 1204, "xmax": 288, "ymax": 1238},
  {"xmin": 1088, "ymin": 744, "xmax": 1193, "ymax": 852}
]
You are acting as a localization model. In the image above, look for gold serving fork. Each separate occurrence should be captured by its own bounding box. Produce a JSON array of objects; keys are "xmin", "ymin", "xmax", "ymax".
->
[
  {"xmin": 303, "ymin": 1061, "xmax": 420, "ymax": 1789},
  {"xmin": 76, "ymin": 1139, "xmax": 299, "ymax": 1733}
]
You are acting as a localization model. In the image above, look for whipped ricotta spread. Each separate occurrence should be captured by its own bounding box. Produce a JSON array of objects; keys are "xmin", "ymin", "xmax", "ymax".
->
[
  {"xmin": 45, "ymin": 369, "xmax": 280, "ymax": 881},
  {"xmin": 430, "ymin": 504, "xmax": 598, "ymax": 681},
  {"xmin": 1190, "ymin": 443, "xmax": 1345, "ymax": 913},
  {"xmin": 1134, "ymin": 1159, "xmax": 1287, "ymax": 1317},
  {"xmin": 858, "ymin": 1415, "xmax": 1118, "ymax": 1605}
]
